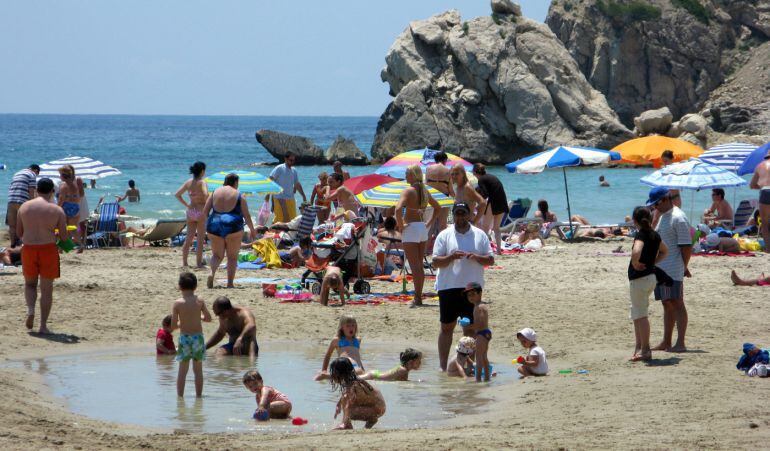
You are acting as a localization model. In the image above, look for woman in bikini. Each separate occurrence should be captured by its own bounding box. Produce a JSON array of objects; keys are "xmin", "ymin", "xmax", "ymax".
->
[
  {"xmin": 310, "ymin": 171, "xmax": 331, "ymax": 223},
  {"xmin": 57, "ymin": 164, "xmax": 85, "ymax": 253},
  {"xmin": 203, "ymin": 172, "xmax": 256, "ymax": 288},
  {"xmin": 450, "ymin": 164, "xmax": 486, "ymax": 226},
  {"xmin": 175, "ymin": 161, "xmax": 209, "ymax": 268},
  {"xmin": 396, "ymin": 165, "xmax": 441, "ymax": 307}
]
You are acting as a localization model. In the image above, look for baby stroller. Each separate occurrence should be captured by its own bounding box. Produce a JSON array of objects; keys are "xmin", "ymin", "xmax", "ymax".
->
[{"xmin": 301, "ymin": 218, "xmax": 372, "ymax": 295}]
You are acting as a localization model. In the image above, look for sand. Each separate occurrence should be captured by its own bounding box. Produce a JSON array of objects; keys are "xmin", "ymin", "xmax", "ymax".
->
[{"xmin": 2, "ymin": 239, "xmax": 770, "ymax": 449}]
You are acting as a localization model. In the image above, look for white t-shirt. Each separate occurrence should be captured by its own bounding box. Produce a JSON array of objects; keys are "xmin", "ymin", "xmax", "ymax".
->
[
  {"xmin": 269, "ymin": 164, "xmax": 299, "ymax": 200},
  {"xmin": 655, "ymin": 206, "xmax": 691, "ymax": 281},
  {"xmin": 528, "ymin": 346, "xmax": 548, "ymax": 375},
  {"xmin": 432, "ymin": 224, "xmax": 492, "ymax": 291}
]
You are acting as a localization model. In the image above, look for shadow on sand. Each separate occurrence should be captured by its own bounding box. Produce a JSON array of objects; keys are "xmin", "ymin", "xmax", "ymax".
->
[
  {"xmin": 645, "ymin": 357, "xmax": 682, "ymax": 367},
  {"xmin": 28, "ymin": 331, "xmax": 84, "ymax": 344}
]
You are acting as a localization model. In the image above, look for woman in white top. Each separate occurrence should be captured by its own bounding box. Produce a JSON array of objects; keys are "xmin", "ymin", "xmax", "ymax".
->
[{"xmin": 450, "ymin": 164, "xmax": 486, "ymax": 225}]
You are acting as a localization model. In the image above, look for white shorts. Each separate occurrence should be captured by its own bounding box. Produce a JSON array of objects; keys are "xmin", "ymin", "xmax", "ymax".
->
[
  {"xmin": 402, "ymin": 221, "xmax": 428, "ymax": 243},
  {"xmin": 629, "ymin": 274, "xmax": 656, "ymax": 320}
]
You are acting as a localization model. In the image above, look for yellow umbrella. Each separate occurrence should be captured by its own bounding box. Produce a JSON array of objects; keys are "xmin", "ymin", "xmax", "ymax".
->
[{"xmin": 612, "ymin": 135, "xmax": 704, "ymax": 167}]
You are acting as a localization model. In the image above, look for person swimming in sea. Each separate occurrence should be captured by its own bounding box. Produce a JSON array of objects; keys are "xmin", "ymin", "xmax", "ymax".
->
[
  {"xmin": 315, "ymin": 315, "xmax": 364, "ymax": 381},
  {"xmin": 360, "ymin": 348, "xmax": 423, "ymax": 382}
]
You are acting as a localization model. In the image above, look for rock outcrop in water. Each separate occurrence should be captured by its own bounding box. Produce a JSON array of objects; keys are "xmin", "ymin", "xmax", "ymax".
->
[
  {"xmin": 371, "ymin": 4, "xmax": 631, "ymax": 164},
  {"xmin": 255, "ymin": 130, "xmax": 368, "ymax": 165}
]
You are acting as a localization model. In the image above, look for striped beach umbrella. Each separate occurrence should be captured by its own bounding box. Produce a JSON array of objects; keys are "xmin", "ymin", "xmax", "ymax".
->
[
  {"xmin": 38, "ymin": 156, "xmax": 121, "ymax": 180},
  {"xmin": 375, "ymin": 148, "xmax": 473, "ymax": 179},
  {"xmin": 355, "ymin": 181, "xmax": 454, "ymax": 208},
  {"xmin": 205, "ymin": 170, "xmax": 283, "ymax": 195},
  {"xmin": 699, "ymin": 143, "xmax": 757, "ymax": 172},
  {"xmin": 640, "ymin": 159, "xmax": 747, "ymax": 190}
]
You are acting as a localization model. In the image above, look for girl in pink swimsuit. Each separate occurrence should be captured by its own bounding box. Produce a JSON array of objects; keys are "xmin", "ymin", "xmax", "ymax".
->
[
  {"xmin": 175, "ymin": 161, "xmax": 209, "ymax": 268},
  {"xmin": 242, "ymin": 370, "xmax": 292, "ymax": 420}
]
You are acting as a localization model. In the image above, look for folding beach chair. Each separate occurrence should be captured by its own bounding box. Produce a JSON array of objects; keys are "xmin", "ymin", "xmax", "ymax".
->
[
  {"xmin": 87, "ymin": 201, "xmax": 120, "ymax": 248},
  {"xmin": 718, "ymin": 199, "xmax": 757, "ymax": 230},
  {"xmin": 132, "ymin": 219, "xmax": 187, "ymax": 247},
  {"xmin": 500, "ymin": 198, "xmax": 532, "ymax": 232}
]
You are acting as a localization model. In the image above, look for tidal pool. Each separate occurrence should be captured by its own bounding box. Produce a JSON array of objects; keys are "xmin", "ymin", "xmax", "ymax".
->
[{"xmin": 8, "ymin": 342, "xmax": 514, "ymax": 433}]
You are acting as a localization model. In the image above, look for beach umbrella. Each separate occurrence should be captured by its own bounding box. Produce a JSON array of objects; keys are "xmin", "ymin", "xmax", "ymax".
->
[
  {"xmin": 205, "ymin": 170, "xmax": 282, "ymax": 195},
  {"xmin": 612, "ymin": 136, "xmax": 704, "ymax": 167},
  {"xmin": 506, "ymin": 146, "xmax": 621, "ymax": 237},
  {"xmin": 736, "ymin": 142, "xmax": 770, "ymax": 176},
  {"xmin": 342, "ymin": 174, "xmax": 399, "ymax": 195},
  {"xmin": 699, "ymin": 143, "xmax": 757, "ymax": 173},
  {"xmin": 355, "ymin": 181, "xmax": 454, "ymax": 208},
  {"xmin": 38, "ymin": 156, "xmax": 121, "ymax": 180},
  {"xmin": 640, "ymin": 159, "xmax": 748, "ymax": 190},
  {"xmin": 375, "ymin": 148, "xmax": 473, "ymax": 178}
]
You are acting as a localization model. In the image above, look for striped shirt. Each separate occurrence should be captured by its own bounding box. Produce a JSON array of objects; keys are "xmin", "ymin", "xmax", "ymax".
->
[
  {"xmin": 655, "ymin": 206, "xmax": 691, "ymax": 281},
  {"xmin": 7, "ymin": 169, "xmax": 36, "ymax": 204}
]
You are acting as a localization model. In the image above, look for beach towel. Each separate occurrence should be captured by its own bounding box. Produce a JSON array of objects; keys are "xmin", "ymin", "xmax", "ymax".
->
[
  {"xmin": 237, "ymin": 261, "xmax": 267, "ymax": 270},
  {"xmin": 251, "ymin": 238, "xmax": 282, "ymax": 268},
  {"xmin": 694, "ymin": 251, "xmax": 756, "ymax": 257},
  {"xmin": 737, "ymin": 344, "xmax": 770, "ymax": 372},
  {"xmin": 500, "ymin": 248, "xmax": 534, "ymax": 255}
]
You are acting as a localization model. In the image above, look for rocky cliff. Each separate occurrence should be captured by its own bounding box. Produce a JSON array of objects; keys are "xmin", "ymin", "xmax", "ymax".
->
[
  {"xmin": 547, "ymin": 0, "xmax": 770, "ymax": 130},
  {"xmin": 371, "ymin": 2, "xmax": 632, "ymax": 164}
]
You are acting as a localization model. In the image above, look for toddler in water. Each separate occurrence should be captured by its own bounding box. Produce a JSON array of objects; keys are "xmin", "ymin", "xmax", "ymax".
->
[
  {"xmin": 315, "ymin": 315, "xmax": 364, "ymax": 381},
  {"xmin": 243, "ymin": 370, "xmax": 292, "ymax": 420},
  {"xmin": 516, "ymin": 328, "xmax": 548, "ymax": 378},
  {"xmin": 171, "ymin": 272, "xmax": 212, "ymax": 397},
  {"xmin": 361, "ymin": 348, "xmax": 423, "ymax": 381},
  {"xmin": 447, "ymin": 337, "xmax": 476, "ymax": 378},
  {"xmin": 155, "ymin": 314, "xmax": 176, "ymax": 355},
  {"xmin": 329, "ymin": 357, "xmax": 386, "ymax": 430}
]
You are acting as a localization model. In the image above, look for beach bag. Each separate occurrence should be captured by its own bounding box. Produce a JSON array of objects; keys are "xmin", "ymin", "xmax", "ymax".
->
[{"xmin": 256, "ymin": 199, "xmax": 271, "ymax": 226}]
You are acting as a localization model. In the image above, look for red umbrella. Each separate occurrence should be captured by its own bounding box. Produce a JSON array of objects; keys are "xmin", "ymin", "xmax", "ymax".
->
[{"xmin": 342, "ymin": 174, "xmax": 399, "ymax": 194}]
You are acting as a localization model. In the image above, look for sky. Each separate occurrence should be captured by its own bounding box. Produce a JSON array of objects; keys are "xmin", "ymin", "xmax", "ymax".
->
[{"xmin": 0, "ymin": 1, "xmax": 551, "ymax": 116}]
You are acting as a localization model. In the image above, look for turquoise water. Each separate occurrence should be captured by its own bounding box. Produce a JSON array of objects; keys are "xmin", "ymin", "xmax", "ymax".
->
[
  {"xmin": 0, "ymin": 114, "xmax": 755, "ymax": 225},
  {"xmin": 6, "ymin": 343, "xmax": 512, "ymax": 433}
]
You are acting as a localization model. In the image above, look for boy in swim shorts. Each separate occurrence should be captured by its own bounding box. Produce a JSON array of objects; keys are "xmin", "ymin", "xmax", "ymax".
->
[
  {"xmin": 171, "ymin": 272, "xmax": 212, "ymax": 397},
  {"xmin": 465, "ymin": 282, "xmax": 492, "ymax": 382}
]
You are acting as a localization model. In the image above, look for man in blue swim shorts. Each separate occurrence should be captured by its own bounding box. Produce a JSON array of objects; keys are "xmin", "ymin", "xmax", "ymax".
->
[{"xmin": 205, "ymin": 296, "xmax": 259, "ymax": 357}]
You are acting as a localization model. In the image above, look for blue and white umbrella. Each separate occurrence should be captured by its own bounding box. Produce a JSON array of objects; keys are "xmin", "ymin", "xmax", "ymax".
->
[
  {"xmin": 506, "ymin": 146, "xmax": 621, "ymax": 237},
  {"xmin": 737, "ymin": 142, "xmax": 770, "ymax": 176},
  {"xmin": 38, "ymin": 156, "xmax": 121, "ymax": 180},
  {"xmin": 640, "ymin": 158, "xmax": 747, "ymax": 190},
  {"xmin": 698, "ymin": 142, "xmax": 757, "ymax": 173}
]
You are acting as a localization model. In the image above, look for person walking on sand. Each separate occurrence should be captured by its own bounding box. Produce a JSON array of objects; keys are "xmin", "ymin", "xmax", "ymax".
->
[
  {"xmin": 5, "ymin": 164, "xmax": 40, "ymax": 247},
  {"xmin": 269, "ymin": 152, "xmax": 307, "ymax": 223},
  {"xmin": 647, "ymin": 187, "xmax": 691, "ymax": 352},
  {"xmin": 204, "ymin": 173, "xmax": 257, "ymax": 289},
  {"xmin": 17, "ymin": 178, "xmax": 68, "ymax": 334},
  {"xmin": 432, "ymin": 202, "xmax": 494, "ymax": 370},
  {"xmin": 473, "ymin": 163, "xmax": 508, "ymax": 255},
  {"xmin": 749, "ymin": 149, "xmax": 770, "ymax": 252},
  {"xmin": 175, "ymin": 161, "xmax": 209, "ymax": 268}
]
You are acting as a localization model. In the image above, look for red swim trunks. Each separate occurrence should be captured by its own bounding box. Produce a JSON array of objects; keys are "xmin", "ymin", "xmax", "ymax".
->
[{"xmin": 22, "ymin": 243, "xmax": 60, "ymax": 280}]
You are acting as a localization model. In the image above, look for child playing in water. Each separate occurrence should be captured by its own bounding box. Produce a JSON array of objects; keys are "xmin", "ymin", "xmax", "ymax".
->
[
  {"xmin": 315, "ymin": 315, "xmax": 364, "ymax": 381},
  {"xmin": 156, "ymin": 314, "xmax": 176, "ymax": 355},
  {"xmin": 171, "ymin": 272, "xmax": 212, "ymax": 397},
  {"xmin": 361, "ymin": 348, "xmax": 423, "ymax": 381},
  {"xmin": 447, "ymin": 336, "xmax": 476, "ymax": 378},
  {"xmin": 329, "ymin": 357, "xmax": 386, "ymax": 430},
  {"xmin": 516, "ymin": 327, "xmax": 548, "ymax": 377},
  {"xmin": 242, "ymin": 370, "xmax": 292, "ymax": 420},
  {"xmin": 465, "ymin": 282, "xmax": 491, "ymax": 382}
]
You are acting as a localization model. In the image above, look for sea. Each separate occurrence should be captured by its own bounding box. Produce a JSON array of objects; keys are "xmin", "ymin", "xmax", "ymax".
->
[{"xmin": 0, "ymin": 114, "xmax": 756, "ymax": 227}]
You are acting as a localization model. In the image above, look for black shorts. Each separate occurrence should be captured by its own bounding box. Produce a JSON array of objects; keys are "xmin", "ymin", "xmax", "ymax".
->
[
  {"xmin": 439, "ymin": 288, "xmax": 475, "ymax": 324},
  {"xmin": 760, "ymin": 189, "xmax": 770, "ymax": 206}
]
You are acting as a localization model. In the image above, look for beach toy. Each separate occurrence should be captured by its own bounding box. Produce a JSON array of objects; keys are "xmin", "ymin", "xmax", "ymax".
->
[
  {"xmin": 457, "ymin": 317, "xmax": 471, "ymax": 327},
  {"xmin": 291, "ymin": 417, "xmax": 308, "ymax": 425},
  {"xmin": 558, "ymin": 369, "xmax": 573, "ymax": 374},
  {"xmin": 56, "ymin": 238, "xmax": 76, "ymax": 253},
  {"xmin": 473, "ymin": 364, "xmax": 494, "ymax": 377},
  {"xmin": 577, "ymin": 369, "xmax": 589, "ymax": 374},
  {"xmin": 66, "ymin": 225, "xmax": 78, "ymax": 232},
  {"xmin": 514, "ymin": 356, "xmax": 525, "ymax": 364},
  {"xmin": 253, "ymin": 409, "xmax": 270, "ymax": 421}
]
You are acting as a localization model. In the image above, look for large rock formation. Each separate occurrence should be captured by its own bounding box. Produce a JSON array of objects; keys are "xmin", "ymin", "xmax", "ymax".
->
[
  {"xmin": 371, "ymin": 5, "xmax": 631, "ymax": 164},
  {"xmin": 325, "ymin": 136, "xmax": 369, "ymax": 165},
  {"xmin": 255, "ymin": 130, "xmax": 368, "ymax": 165},
  {"xmin": 546, "ymin": 0, "xmax": 770, "ymax": 129}
]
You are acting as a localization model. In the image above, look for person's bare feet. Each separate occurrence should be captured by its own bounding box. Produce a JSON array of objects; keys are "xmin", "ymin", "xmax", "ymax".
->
[
  {"xmin": 669, "ymin": 344, "xmax": 687, "ymax": 352},
  {"xmin": 207, "ymin": 276, "xmax": 214, "ymax": 289},
  {"xmin": 731, "ymin": 270, "xmax": 742, "ymax": 285},
  {"xmin": 630, "ymin": 352, "xmax": 651, "ymax": 362},
  {"xmin": 25, "ymin": 315, "xmax": 34, "ymax": 330},
  {"xmin": 38, "ymin": 326, "xmax": 51, "ymax": 335},
  {"xmin": 333, "ymin": 422, "xmax": 353, "ymax": 430},
  {"xmin": 226, "ymin": 283, "xmax": 235, "ymax": 289},
  {"xmin": 364, "ymin": 419, "xmax": 378, "ymax": 429},
  {"xmin": 651, "ymin": 342, "xmax": 669, "ymax": 351}
]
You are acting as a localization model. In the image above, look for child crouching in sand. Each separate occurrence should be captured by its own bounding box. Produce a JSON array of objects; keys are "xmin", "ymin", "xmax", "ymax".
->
[
  {"xmin": 517, "ymin": 328, "xmax": 548, "ymax": 378},
  {"xmin": 171, "ymin": 272, "xmax": 212, "ymax": 397},
  {"xmin": 329, "ymin": 357, "xmax": 386, "ymax": 430},
  {"xmin": 156, "ymin": 314, "xmax": 176, "ymax": 355},
  {"xmin": 447, "ymin": 337, "xmax": 476, "ymax": 378},
  {"xmin": 361, "ymin": 348, "xmax": 422, "ymax": 381},
  {"xmin": 243, "ymin": 370, "xmax": 292, "ymax": 420}
]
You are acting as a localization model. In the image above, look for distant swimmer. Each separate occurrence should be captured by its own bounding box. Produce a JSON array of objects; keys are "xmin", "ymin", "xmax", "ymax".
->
[{"xmin": 599, "ymin": 175, "xmax": 610, "ymax": 187}]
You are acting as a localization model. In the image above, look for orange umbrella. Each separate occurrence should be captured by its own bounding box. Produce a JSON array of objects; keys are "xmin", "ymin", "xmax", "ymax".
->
[{"xmin": 612, "ymin": 135, "xmax": 704, "ymax": 167}]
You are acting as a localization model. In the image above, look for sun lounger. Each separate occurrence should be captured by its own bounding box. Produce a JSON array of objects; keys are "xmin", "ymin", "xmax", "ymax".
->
[
  {"xmin": 500, "ymin": 198, "xmax": 532, "ymax": 232},
  {"xmin": 133, "ymin": 220, "xmax": 186, "ymax": 246}
]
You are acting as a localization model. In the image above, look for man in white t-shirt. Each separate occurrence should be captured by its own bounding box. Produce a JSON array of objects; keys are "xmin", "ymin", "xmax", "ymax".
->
[
  {"xmin": 432, "ymin": 202, "xmax": 494, "ymax": 371},
  {"xmin": 647, "ymin": 187, "xmax": 692, "ymax": 352},
  {"xmin": 269, "ymin": 152, "xmax": 307, "ymax": 223}
]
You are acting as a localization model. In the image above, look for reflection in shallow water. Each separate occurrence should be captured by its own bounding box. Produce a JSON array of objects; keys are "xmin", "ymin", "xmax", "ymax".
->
[{"xmin": 6, "ymin": 343, "xmax": 515, "ymax": 433}]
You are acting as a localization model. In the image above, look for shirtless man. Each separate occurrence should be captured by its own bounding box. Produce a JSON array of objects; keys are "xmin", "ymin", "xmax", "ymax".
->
[
  {"xmin": 332, "ymin": 161, "xmax": 351, "ymax": 181},
  {"xmin": 327, "ymin": 173, "xmax": 358, "ymax": 213},
  {"xmin": 750, "ymin": 151, "xmax": 770, "ymax": 252},
  {"xmin": 205, "ymin": 296, "xmax": 259, "ymax": 356},
  {"xmin": 17, "ymin": 178, "xmax": 68, "ymax": 334},
  {"xmin": 702, "ymin": 188, "xmax": 733, "ymax": 227},
  {"xmin": 425, "ymin": 151, "xmax": 453, "ymax": 234}
]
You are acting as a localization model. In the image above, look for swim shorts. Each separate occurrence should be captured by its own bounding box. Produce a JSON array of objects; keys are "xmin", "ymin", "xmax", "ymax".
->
[
  {"xmin": 221, "ymin": 336, "xmax": 259, "ymax": 356},
  {"xmin": 177, "ymin": 333, "xmax": 206, "ymax": 361},
  {"xmin": 402, "ymin": 221, "xmax": 428, "ymax": 243},
  {"xmin": 272, "ymin": 198, "xmax": 297, "ymax": 223},
  {"xmin": 760, "ymin": 189, "xmax": 770, "ymax": 206},
  {"xmin": 22, "ymin": 243, "xmax": 60, "ymax": 280},
  {"xmin": 654, "ymin": 280, "xmax": 684, "ymax": 302},
  {"xmin": 438, "ymin": 288, "xmax": 475, "ymax": 324}
]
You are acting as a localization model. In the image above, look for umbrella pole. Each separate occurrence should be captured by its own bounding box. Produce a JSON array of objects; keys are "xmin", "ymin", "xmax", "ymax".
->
[{"xmin": 563, "ymin": 167, "xmax": 574, "ymax": 240}]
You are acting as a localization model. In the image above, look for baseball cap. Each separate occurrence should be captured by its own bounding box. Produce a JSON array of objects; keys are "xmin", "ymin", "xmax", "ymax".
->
[
  {"xmin": 517, "ymin": 327, "xmax": 537, "ymax": 342},
  {"xmin": 452, "ymin": 202, "xmax": 471, "ymax": 214},
  {"xmin": 646, "ymin": 186, "xmax": 670, "ymax": 207},
  {"xmin": 463, "ymin": 282, "xmax": 482, "ymax": 293}
]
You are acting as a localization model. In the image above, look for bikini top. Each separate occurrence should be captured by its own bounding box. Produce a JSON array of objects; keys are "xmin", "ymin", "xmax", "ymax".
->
[{"xmin": 338, "ymin": 336, "xmax": 360, "ymax": 348}]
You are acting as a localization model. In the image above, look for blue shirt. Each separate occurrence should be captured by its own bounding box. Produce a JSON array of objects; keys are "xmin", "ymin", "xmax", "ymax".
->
[{"xmin": 269, "ymin": 164, "xmax": 298, "ymax": 200}]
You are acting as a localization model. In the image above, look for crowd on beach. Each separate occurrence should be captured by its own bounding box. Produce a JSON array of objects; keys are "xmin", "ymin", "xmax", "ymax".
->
[{"xmin": 5, "ymin": 147, "xmax": 770, "ymax": 428}]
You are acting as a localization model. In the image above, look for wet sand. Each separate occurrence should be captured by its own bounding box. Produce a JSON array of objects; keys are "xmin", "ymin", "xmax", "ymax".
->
[{"xmin": 1, "ymin": 240, "xmax": 770, "ymax": 448}]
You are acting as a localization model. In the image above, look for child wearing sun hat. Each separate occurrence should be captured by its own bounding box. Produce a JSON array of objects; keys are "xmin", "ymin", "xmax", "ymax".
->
[{"xmin": 516, "ymin": 328, "xmax": 548, "ymax": 377}]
